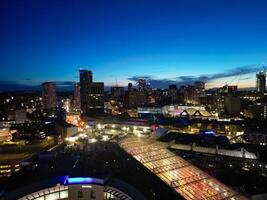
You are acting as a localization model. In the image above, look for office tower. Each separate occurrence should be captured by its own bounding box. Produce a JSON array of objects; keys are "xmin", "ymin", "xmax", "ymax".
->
[
  {"xmin": 80, "ymin": 69, "xmax": 93, "ymax": 84},
  {"xmin": 246, "ymin": 102, "xmax": 267, "ymax": 119},
  {"xmin": 42, "ymin": 82, "xmax": 56, "ymax": 109},
  {"xmin": 79, "ymin": 69, "xmax": 104, "ymax": 116},
  {"xmin": 184, "ymin": 85, "xmax": 198, "ymax": 105},
  {"xmin": 256, "ymin": 70, "xmax": 266, "ymax": 94},
  {"xmin": 169, "ymin": 84, "xmax": 178, "ymax": 104},
  {"xmin": 169, "ymin": 84, "xmax": 177, "ymax": 90},
  {"xmin": 80, "ymin": 69, "xmax": 92, "ymax": 115},
  {"xmin": 194, "ymin": 81, "xmax": 205, "ymax": 91},
  {"xmin": 111, "ymin": 86, "xmax": 124, "ymax": 98},
  {"xmin": 224, "ymin": 95, "xmax": 241, "ymax": 116},
  {"xmin": 127, "ymin": 90, "xmax": 146, "ymax": 108},
  {"xmin": 74, "ymin": 83, "xmax": 80, "ymax": 110},
  {"xmin": 138, "ymin": 79, "xmax": 146, "ymax": 92}
]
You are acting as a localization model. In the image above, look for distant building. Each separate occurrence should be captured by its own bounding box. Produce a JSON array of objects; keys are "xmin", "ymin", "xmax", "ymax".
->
[
  {"xmin": 184, "ymin": 85, "xmax": 198, "ymax": 104},
  {"xmin": 256, "ymin": 70, "xmax": 266, "ymax": 94},
  {"xmin": 169, "ymin": 84, "xmax": 177, "ymax": 90},
  {"xmin": 110, "ymin": 86, "xmax": 124, "ymax": 98},
  {"xmin": 245, "ymin": 102, "xmax": 267, "ymax": 119},
  {"xmin": 79, "ymin": 69, "xmax": 104, "ymax": 116},
  {"xmin": 74, "ymin": 83, "xmax": 80, "ymax": 110},
  {"xmin": 168, "ymin": 84, "xmax": 178, "ymax": 104},
  {"xmin": 194, "ymin": 81, "xmax": 205, "ymax": 91},
  {"xmin": 7, "ymin": 109, "xmax": 27, "ymax": 123},
  {"xmin": 138, "ymin": 79, "xmax": 146, "ymax": 92},
  {"xmin": 224, "ymin": 95, "xmax": 241, "ymax": 115},
  {"xmin": 42, "ymin": 82, "xmax": 56, "ymax": 109},
  {"xmin": 127, "ymin": 90, "xmax": 146, "ymax": 108}
]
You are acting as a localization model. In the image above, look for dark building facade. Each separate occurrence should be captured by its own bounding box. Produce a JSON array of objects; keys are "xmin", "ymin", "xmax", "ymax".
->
[
  {"xmin": 111, "ymin": 86, "xmax": 125, "ymax": 99},
  {"xmin": 42, "ymin": 82, "xmax": 56, "ymax": 109},
  {"xmin": 79, "ymin": 69, "xmax": 104, "ymax": 117},
  {"xmin": 74, "ymin": 83, "xmax": 80, "ymax": 110}
]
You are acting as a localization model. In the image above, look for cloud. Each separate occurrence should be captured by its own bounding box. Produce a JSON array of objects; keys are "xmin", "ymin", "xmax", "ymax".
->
[
  {"xmin": 55, "ymin": 81, "xmax": 76, "ymax": 86},
  {"xmin": 22, "ymin": 78, "xmax": 33, "ymax": 81},
  {"xmin": 0, "ymin": 81, "xmax": 40, "ymax": 92},
  {"xmin": 0, "ymin": 81, "xmax": 77, "ymax": 92},
  {"xmin": 128, "ymin": 65, "xmax": 262, "ymax": 88}
]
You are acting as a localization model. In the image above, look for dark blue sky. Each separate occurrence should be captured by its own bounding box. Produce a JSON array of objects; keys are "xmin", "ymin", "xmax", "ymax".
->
[{"xmin": 1, "ymin": 0, "xmax": 267, "ymax": 91}]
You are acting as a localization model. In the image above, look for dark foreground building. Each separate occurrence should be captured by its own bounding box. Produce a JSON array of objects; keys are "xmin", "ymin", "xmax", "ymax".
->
[{"xmin": 4, "ymin": 175, "xmax": 146, "ymax": 200}]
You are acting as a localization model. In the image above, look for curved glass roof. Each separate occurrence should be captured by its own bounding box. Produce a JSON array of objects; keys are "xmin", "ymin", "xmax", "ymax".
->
[{"xmin": 119, "ymin": 138, "xmax": 247, "ymax": 200}]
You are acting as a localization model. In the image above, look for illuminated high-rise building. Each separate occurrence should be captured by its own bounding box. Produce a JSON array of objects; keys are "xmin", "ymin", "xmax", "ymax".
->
[
  {"xmin": 74, "ymin": 83, "xmax": 80, "ymax": 110},
  {"xmin": 79, "ymin": 69, "xmax": 104, "ymax": 116},
  {"xmin": 42, "ymin": 82, "xmax": 56, "ymax": 109},
  {"xmin": 256, "ymin": 70, "xmax": 266, "ymax": 94}
]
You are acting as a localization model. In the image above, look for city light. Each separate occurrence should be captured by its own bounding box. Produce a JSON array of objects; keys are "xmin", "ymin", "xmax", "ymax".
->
[
  {"xmin": 67, "ymin": 177, "xmax": 95, "ymax": 184},
  {"xmin": 1, "ymin": 3, "xmax": 267, "ymax": 199}
]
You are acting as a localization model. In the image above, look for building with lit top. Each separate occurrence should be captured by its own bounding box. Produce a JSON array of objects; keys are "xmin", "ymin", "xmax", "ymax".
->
[{"xmin": 256, "ymin": 70, "xmax": 266, "ymax": 94}]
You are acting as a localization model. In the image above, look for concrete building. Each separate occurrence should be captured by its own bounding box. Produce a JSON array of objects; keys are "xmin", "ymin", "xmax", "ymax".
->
[
  {"xmin": 42, "ymin": 82, "xmax": 56, "ymax": 109},
  {"xmin": 194, "ymin": 81, "xmax": 205, "ymax": 91},
  {"xmin": 55, "ymin": 120, "xmax": 78, "ymax": 139},
  {"xmin": 168, "ymin": 84, "xmax": 178, "ymax": 104},
  {"xmin": 7, "ymin": 109, "xmax": 27, "ymax": 123},
  {"xmin": 126, "ymin": 90, "xmax": 146, "ymax": 108},
  {"xmin": 224, "ymin": 95, "xmax": 241, "ymax": 116},
  {"xmin": 256, "ymin": 70, "xmax": 266, "ymax": 94},
  {"xmin": 184, "ymin": 85, "xmax": 198, "ymax": 105},
  {"xmin": 110, "ymin": 86, "xmax": 124, "ymax": 99},
  {"xmin": 245, "ymin": 103, "xmax": 267, "ymax": 119},
  {"xmin": 74, "ymin": 83, "xmax": 80, "ymax": 110},
  {"xmin": 79, "ymin": 69, "xmax": 104, "ymax": 117}
]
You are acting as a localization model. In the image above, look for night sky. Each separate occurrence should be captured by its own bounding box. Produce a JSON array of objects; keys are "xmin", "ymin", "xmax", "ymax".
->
[{"xmin": 1, "ymin": 0, "xmax": 267, "ymax": 91}]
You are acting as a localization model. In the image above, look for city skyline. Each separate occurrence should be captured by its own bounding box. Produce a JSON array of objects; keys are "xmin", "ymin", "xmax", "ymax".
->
[{"xmin": 1, "ymin": 0, "xmax": 267, "ymax": 91}]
